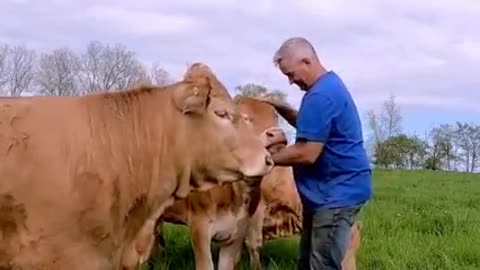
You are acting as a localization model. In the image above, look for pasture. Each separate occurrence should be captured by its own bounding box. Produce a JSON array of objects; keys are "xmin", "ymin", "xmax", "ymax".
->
[{"xmin": 145, "ymin": 169, "xmax": 480, "ymax": 270}]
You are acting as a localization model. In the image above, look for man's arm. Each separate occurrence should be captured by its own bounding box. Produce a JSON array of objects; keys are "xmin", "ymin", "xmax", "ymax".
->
[
  {"xmin": 270, "ymin": 93, "xmax": 337, "ymax": 167},
  {"xmin": 271, "ymin": 139, "xmax": 324, "ymax": 166},
  {"xmin": 274, "ymin": 104, "xmax": 297, "ymax": 127}
]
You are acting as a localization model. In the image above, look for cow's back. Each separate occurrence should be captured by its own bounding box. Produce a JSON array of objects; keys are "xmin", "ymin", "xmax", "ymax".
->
[
  {"xmin": 261, "ymin": 166, "xmax": 298, "ymax": 205},
  {"xmin": 260, "ymin": 163, "xmax": 303, "ymax": 240}
]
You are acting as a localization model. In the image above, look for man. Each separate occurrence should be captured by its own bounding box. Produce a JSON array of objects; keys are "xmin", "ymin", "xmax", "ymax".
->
[{"xmin": 259, "ymin": 37, "xmax": 372, "ymax": 270}]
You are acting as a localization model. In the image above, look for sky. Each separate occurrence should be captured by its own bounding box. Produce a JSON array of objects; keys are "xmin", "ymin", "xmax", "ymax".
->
[{"xmin": 1, "ymin": 0, "xmax": 479, "ymax": 141}]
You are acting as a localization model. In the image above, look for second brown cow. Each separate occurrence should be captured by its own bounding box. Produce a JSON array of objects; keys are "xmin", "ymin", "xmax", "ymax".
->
[{"xmin": 147, "ymin": 97, "xmax": 294, "ymax": 270}]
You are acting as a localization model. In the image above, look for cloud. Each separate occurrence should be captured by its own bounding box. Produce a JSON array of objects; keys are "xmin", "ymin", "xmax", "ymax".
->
[
  {"xmin": 0, "ymin": 0, "xmax": 479, "ymax": 119},
  {"xmin": 81, "ymin": 6, "xmax": 199, "ymax": 36}
]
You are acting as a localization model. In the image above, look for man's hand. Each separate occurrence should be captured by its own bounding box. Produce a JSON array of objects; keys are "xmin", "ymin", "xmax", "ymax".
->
[
  {"xmin": 254, "ymin": 97, "xmax": 298, "ymax": 127},
  {"xmin": 267, "ymin": 142, "xmax": 287, "ymax": 155},
  {"xmin": 255, "ymin": 97, "xmax": 293, "ymax": 110}
]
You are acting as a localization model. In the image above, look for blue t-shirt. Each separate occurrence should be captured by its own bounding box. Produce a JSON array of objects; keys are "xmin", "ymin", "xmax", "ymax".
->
[{"xmin": 293, "ymin": 71, "xmax": 372, "ymax": 210}]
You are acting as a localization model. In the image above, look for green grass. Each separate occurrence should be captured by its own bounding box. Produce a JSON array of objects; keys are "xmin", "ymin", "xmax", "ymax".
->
[{"xmin": 144, "ymin": 170, "xmax": 480, "ymax": 270}]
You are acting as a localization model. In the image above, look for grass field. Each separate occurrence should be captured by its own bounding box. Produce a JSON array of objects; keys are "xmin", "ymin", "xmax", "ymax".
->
[{"xmin": 145, "ymin": 169, "xmax": 480, "ymax": 270}]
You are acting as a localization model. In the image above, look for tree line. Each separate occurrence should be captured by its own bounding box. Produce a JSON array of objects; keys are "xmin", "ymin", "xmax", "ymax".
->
[
  {"xmin": 0, "ymin": 40, "xmax": 176, "ymax": 96},
  {"xmin": 0, "ymin": 40, "xmax": 289, "ymax": 99},
  {"xmin": 366, "ymin": 95, "xmax": 480, "ymax": 173},
  {"xmin": 1, "ymin": 40, "xmax": 478, "ymax": 173}
]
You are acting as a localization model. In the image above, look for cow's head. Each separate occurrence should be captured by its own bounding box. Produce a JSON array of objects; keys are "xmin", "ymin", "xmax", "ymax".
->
[
  {"xmin": 235, "ymin": 97, "xmax": 304, "ymax": 240},
  {"xmin": 171, "ymin": 63, "xmax": 274, "ymax": 186},
  {"xmin": 235, "ymin": 97, "xmax": 288, "ymax": 154}
]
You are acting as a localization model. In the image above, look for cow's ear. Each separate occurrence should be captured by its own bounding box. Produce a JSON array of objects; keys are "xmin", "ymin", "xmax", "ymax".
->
[{"xmin": 173, "ymin": 83, "xmax": 211, "ymax": 115}]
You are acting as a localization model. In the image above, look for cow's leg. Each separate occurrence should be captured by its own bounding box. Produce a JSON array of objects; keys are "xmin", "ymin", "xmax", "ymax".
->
[
  {"xmin": 244, "ymin": 200, "xmax": 266, "ymax": 270},
  {"xmin": 217, "ymin": 238, "xmax": 243, "ymax": 270},
  {"xmin": 341, "ymin": 251, "xmax": 357, "ymax": 270},
  {"xmin": 121, "ymin": 198, "xmax": 174, "ymax": 270},
  {"xmin": 341, "ymin": 220, "xmax": 363, "ymax": 270},
  {"xmin": 134, "ymin": 218, "xmax": 158, "ymax": 265},
  {"xmin": 147, "ymin": 217, "xmax": 166, "ymax": 263},
  {"xmin": 191, "ymin": 219, "xmax": 214, "ymax": 270}
]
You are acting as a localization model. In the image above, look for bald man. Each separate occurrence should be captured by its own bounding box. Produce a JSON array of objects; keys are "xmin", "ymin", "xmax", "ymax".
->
[{"xmin": 258, "ymin": 37, "xmax": 372, "ymax": 270}]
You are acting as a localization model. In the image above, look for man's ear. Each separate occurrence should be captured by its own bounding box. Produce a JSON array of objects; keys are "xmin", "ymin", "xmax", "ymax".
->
[
  {"xmin": 173, "ymin": 83, "xmax": 211, "ymax": 115},
  {"xmin": 301, "ymin": 57, "xmax": 312, "ymax": 66}
]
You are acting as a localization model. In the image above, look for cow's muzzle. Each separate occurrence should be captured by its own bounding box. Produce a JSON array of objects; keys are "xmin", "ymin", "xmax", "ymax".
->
[{"xmin": 262, "ymin": 127, "xmax": 288, "ymax": 154}]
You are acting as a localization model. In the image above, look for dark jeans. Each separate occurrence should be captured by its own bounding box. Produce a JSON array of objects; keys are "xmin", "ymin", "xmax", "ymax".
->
[{"xmin": 297, "ymin": 203, "xmax": 364, "ymax": 270}]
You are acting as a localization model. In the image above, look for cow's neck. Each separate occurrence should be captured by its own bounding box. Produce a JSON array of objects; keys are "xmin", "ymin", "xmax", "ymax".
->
[
  {"xmin": 245, "ymin": 179, "xmax": 263, "ymax": 216},
  {"xmin": 119, "ymin": 89, "xmax": 193, "ymax": 211},
  {"xmin": 82, "ymin": 88, "xmax": 194, "ymax": 238}
]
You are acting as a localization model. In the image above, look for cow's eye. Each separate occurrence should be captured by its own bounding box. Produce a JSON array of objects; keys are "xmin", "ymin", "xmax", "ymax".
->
[
  {"xmin": 214, "ymin": 110, "xmax": 230, "ymax": 119},
  {"xmin": 241, "ymin": 114, "xmax": 253, "ymax": 123}
]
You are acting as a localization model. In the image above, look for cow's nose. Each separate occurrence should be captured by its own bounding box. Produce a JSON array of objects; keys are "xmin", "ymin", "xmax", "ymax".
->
[
  {"xmin": 265, "ymin": 154, "xmax": 274, "ymax": 166},
  {"xmin": 265, "ymin": 128, "xmax": 286, "ymax": 140}
]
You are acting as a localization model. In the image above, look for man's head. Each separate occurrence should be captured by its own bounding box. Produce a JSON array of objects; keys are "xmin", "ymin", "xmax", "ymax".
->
[{"xmin": 273, "ymin": 37, "xmax": 326, "ymax": 91}]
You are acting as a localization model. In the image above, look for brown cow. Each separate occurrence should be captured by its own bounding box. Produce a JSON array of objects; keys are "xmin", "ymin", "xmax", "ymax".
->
[
  {"xmin": 0, "ymin": 63, "xmax": 274, "ymax": 270},
  {"xmin": 148, "ymin": 97, "xmax": 295, "ymax": 270},
  {"xmin": 260, "ymin": 165, "xmax": 303, "ymax": 241}
]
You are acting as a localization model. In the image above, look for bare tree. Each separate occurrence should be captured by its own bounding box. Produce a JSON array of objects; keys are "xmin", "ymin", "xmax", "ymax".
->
[
  {"xmin": 454, "ymin": 122, "xmax": 475, "ymax": 172},
  {"xmin": 150, "ymin": 63, "xmax": 174, "ymax": 86},
  {"xmin": 366, "ymin": 110, "xmax": 386, "ymax": 153},
  {"xmin": 0, "ymin": 43, "xmax": 8, "ymax": 88},
  {"xmin": 234, "ymin": 83, "xmax": 287, "ymax": 103},
  {"xmin": 426, "ymin": 124, "xmax": 455, "ymax": 170},
  {"xmin": 468, "ymin": 124, "xmax": 480, "ymax": 172},
  {"xmin": 435, "ymin": 124, "xmax": 456, "ymax": 170},
  {"xmin": 4, "ymin": 45, "xmax": 36, "ymax": 96},
  {"xmin": 381, "ymin": 94, "xmax": 403, "ymax": 138},
  {"xmin": 114, "ymin": 59, "xmax": 150, "ymax": 90},
  {"xmin": 35, "ymin": 47, "xmax": 81, "ymax": 96},
  {"xmin": 366, "ymin": 94, "xmax": 403, "ymax": 167},
  {"xmin": 78, "ymin": 40, "xmax": 149, "ymax": 93},
  {"xmin": 366, "ymin": 94, "xmax": 402, "ymax": 142}
]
